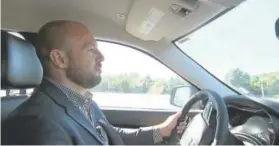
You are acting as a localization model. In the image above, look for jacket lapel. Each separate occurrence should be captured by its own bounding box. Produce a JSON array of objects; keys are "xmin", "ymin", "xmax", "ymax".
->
[{"xmin": 38, "ymin": 79, "xmax": 105, "ymax": 145}]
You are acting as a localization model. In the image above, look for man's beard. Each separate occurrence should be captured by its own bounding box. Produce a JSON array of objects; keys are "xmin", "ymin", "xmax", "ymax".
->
[{"xmin": 66, "ymin": 64, "xmax": 101, "ymax": 89}]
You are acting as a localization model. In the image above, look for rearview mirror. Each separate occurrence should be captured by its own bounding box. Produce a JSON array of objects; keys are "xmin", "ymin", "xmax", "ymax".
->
[{"xmin": 170, "ymin": 85, "xmax": 198, "ymax": 107}]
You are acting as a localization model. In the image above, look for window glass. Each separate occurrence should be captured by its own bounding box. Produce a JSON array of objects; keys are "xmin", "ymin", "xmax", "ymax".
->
[
  {"xmin": 176, "ymin": 0, "xmax": 279, "ymax": 98},
  {"xmin": 91, "ymin": 41, "xmax": 193, "ymax": 110},
  {"xmin": 0, "ymin": 89, "xmax": 34, "ymax": 97}
]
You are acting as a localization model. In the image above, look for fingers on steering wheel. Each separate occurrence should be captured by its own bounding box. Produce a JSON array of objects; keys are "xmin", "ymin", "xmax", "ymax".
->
[{"xmin": 202, "ymin": 102, "xmax": 213, "ymax": 125}]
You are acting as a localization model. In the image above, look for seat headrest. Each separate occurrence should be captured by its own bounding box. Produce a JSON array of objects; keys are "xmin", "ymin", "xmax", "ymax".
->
[{"xmin": 1, "ymin": 31, "xmax": 43, "ymax": 89}]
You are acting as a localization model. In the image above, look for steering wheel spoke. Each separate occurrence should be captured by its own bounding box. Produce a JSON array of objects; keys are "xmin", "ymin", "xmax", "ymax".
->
[{"xmin": 202, "ymin": 102, "xmax": 213, "ymax": 126}]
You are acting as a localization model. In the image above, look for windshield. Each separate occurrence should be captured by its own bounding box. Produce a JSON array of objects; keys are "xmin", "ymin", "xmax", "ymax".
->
[{"xmin": 175, "ymin": 0, "xmax": 279, "ymax": 98}]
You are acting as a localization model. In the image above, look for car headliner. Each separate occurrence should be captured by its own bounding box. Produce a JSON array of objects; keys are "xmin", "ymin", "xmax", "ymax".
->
[{"xmin": 2, "ymin": 0, "xmax": 244, "ymax": 43}]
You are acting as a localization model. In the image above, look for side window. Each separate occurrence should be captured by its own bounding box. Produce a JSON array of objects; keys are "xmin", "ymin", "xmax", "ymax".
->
[
  {"xmin": 91, "ymin": 41, "xmax": 194, "ymax": 110},
  {"xmin": 0, "ymin": 89, "xmax": 34, "ymax": 97}
]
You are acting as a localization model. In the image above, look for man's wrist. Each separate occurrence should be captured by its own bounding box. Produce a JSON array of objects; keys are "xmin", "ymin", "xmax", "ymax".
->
[
  {"xmin": 156, "ymin": 124, "xmax": 171, "ymax": 138},
  {"xmin": 153, "ymin": 127, "xmax": 164, "ymax": 144}
]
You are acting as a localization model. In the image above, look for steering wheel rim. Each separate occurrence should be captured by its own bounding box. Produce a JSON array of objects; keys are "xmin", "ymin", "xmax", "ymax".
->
[{"xmin": 168, "ymin": 90, "xmax": 229, "ymax": 145}]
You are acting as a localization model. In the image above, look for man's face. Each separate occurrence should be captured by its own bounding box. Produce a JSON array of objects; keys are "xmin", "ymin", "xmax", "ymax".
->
[{"xmin": 65, "ymin": 25, "xmax": 104, "ymax": 88}]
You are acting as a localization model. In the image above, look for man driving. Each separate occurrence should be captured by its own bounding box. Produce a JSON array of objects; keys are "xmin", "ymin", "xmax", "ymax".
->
[{"xmin": 2, "ymin": 20, "xmax": 185, "ymax": 145}]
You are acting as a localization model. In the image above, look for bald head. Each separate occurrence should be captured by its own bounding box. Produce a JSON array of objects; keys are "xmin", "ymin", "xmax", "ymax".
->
[
  {"xmin": 36, "ymin": 20, "xmax": 89, "ymax": 73},
  {"xmin": 36, "ymin": 20, "xmax": 104, "ymax": 89}
]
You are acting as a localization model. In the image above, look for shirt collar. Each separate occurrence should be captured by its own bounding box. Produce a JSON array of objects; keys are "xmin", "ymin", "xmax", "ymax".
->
[{"xmin": 44, "ymin": 77, "xmax": 93, "ymax": 105}]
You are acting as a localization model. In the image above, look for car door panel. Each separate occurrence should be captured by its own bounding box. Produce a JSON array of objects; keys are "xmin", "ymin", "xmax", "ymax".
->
[{"xmin": 101, "ymin": 108, "xmax": 201, "ymax": 128}]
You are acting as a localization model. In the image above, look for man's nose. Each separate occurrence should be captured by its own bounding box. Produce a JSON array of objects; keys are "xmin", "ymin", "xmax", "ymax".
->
[{"xmin": 97, "ymin": 49, "xmax": 105, "ymax": 62}]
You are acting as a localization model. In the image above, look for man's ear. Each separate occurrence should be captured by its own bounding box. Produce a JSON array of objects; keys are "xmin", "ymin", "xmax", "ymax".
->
[{"xmin": 49, "ymin": 49, "xmax": 70, "ymax": 69}]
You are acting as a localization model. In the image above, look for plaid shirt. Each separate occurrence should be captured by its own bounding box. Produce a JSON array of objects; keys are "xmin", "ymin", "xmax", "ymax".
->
[{"xmin": 45, "ymin": 77, "xmax": 163, "ymax": 144}]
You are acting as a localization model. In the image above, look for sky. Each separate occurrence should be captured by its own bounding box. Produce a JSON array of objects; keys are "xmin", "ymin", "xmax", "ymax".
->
[
  {"xmin": 98, "ymin": 42, "xmax": 178, "ymax": 79},
  {"xmin": 99, "ymin": 0, "xmax": 279, "ymax": 82}
]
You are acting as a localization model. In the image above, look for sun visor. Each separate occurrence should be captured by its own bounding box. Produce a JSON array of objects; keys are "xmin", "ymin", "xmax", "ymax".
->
[{"xmin": 125, "ymin": 0, "xmax": 226, "ymax": 41}]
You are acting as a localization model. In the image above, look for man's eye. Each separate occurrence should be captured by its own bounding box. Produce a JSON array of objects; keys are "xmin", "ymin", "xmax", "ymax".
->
[{"xmin": 89, "ymin": 49, "xmax": 94, "ymax": 52}]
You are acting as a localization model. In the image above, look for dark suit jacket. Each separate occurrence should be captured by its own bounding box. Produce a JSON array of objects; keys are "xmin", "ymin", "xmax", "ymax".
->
[{"xmin": 2, "ymin": 79, "xmax": 157, "ymax": 145}]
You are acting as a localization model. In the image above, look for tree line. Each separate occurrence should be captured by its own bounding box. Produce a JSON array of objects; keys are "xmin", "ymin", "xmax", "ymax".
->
[
  {"xmin": 225, "ymin": 68, "xmax": 279, "ymax": 98},
  {"xmin": 91, "ymin": 73, "xmax": 188, "ymax": 95},
  {"xmin": 91, "ymin": 69, "xmax": 279, "ymax": 98}
]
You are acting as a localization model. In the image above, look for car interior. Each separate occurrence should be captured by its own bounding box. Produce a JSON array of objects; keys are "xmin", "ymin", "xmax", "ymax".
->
[{"xmin": 1, "ymin": 0, "xmax": 279, "ymax": 145}]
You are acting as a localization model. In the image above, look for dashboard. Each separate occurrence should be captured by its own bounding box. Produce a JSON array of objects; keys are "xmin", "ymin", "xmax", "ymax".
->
[{"xmin": 224, "ymin": 95, "xmax": 279, "ymax": 145}]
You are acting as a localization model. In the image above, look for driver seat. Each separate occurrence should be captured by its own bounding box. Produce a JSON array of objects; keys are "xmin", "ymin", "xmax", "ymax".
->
[{"xmin": 1, "ymin": 30, "xmax": 43, "ymax": 121}]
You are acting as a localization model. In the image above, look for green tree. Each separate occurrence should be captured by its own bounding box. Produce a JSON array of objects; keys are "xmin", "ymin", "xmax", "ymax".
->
[
  {"xmin": 148, "ymin": 79, "xmax": 166, "ymax": 94},
  {"xmin": 271, "ymin": 80, "xmax": 279, "ymax": 95},
  {"xmin": 140, "ymin": 76, "xmax": 154, "ymax": 93},
  {"xmin": 91, "ymin": 75, "xmax": 110, "ymax": 92},
  {"xmin": 249, "ymin": 76, "xmax": 262, "ymax": 95},
  {"xmin": 121, "ymin": 80, "xmax": 131, "ymax": 93},
  {"xmin": 164, "ymin": 77, "xmax": 188, "ymax": 94},
  {"xmin": 262, "ymin": 76, "xmax": 279, "ymax": 95},
  {"xmin": 225, "ymin": 68, "xmax": 251, "ymax": 89}
]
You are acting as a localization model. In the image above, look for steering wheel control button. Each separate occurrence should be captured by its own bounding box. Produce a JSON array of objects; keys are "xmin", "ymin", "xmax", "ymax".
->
[{"xmin": 202, "ymin": 102, "xmax": 213, "ymax": 125}]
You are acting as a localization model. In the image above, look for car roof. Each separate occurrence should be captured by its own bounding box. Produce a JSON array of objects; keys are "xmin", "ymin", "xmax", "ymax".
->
[{"xmin": 2, "ymin": 0, "xmax": 244, "ymax": 43}]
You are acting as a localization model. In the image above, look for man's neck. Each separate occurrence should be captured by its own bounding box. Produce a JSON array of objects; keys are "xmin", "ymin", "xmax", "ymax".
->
[{"xmin": 45, "ymin": 76, "xmax": 88, "ymax": 96}]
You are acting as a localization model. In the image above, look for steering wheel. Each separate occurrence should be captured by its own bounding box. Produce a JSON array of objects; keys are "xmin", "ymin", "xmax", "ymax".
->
[{"xmin": 168, "ymin": 90, "xmax": 230, "ymax": 145}]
